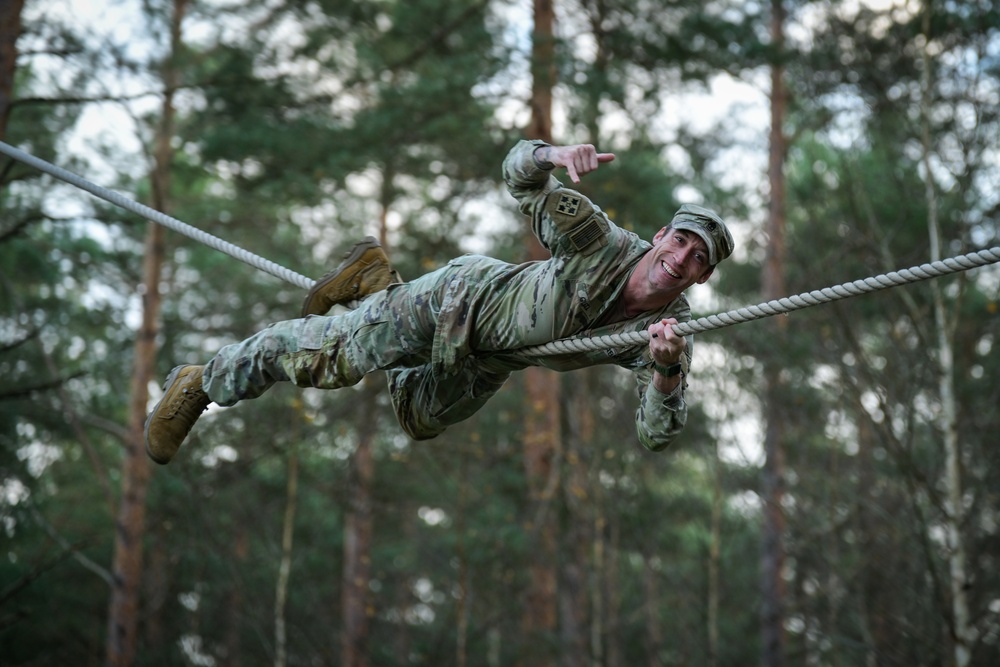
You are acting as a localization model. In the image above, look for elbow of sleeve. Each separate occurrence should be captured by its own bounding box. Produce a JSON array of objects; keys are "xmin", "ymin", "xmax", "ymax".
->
[
  {"xmin": 633, "ymin": 398, "xmax": 686, "ymax": 453},
  {"xmin": 638, "ymin": 430, "xmax": 676, "ymax": 453}
]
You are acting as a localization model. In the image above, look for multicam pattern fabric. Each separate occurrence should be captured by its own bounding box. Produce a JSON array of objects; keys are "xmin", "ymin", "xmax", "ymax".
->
[{"xmin": 202, "ymin": 140, "xmax": 695, "ymax": 451}]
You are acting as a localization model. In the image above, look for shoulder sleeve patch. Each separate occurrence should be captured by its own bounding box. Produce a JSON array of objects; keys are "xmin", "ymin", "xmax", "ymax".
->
[
  {"xmin": 555, "ymin": 192, "xmax": 585, "ymax": 217},
  {"xmin": 544, "ymin": 189, "xmax": 610, "ymax": 255}
]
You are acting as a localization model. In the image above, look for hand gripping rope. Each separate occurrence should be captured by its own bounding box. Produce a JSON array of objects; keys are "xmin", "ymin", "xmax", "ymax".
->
[{"xmin": 3, "ymin": 139, "xmax": 999, "ymax": 358}]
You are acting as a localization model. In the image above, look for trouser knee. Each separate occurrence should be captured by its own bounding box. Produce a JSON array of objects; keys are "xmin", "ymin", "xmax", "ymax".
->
[{"xmin": 204, "ymin": 317, "xmax": 367, "ymax": 405}]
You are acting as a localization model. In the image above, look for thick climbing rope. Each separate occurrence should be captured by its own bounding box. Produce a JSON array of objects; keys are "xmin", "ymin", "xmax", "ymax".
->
[
  {"xmin": 3, "ymin": 140, "xmax": 999, "ymax": 358},
  {"xmin": 0, "ymin": 141, "xmax": 315, "ymax": 290},
  {"xmin": 521, "ymin": 244, "xmax": 1000, "ymax": 356}
]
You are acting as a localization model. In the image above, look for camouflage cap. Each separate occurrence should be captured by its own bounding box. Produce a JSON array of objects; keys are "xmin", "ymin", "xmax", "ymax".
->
[{"xmin": 669, "ymin": 204, "xmax": 734, "ymax": 266}]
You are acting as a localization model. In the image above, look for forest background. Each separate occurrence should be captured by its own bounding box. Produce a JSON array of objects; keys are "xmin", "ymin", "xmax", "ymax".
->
[{"xmin": 1, "ymin": 0, "xmax": 999, "ymax": 666}]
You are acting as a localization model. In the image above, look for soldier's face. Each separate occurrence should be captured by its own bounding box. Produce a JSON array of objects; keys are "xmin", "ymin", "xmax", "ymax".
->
[{"xmin": 646, "ymin": 227, "xmax": 715, "ymax": 293}]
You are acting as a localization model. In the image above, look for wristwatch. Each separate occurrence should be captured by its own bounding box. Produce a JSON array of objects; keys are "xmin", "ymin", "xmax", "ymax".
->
[{"xmin": 653, "ymin": 361, "xmax": 683, "ymax": 377}]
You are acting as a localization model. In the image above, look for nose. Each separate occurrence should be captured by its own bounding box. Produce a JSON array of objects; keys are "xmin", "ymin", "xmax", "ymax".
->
[{"xmin": 674, "ymin": 244, "xmax": 697, "ymax": 266}]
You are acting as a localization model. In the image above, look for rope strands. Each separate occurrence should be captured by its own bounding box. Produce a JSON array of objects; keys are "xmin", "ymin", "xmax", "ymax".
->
[
  {"xmin": 518, "ymin": 245, "xmax": 1000, "ymax": 357},
  {"xmin": 0, "ymin": 141, "xmax": 316, "ymax": 291},
  {"xmin": 4, "ymin": 140, "xmax": 999, "ymax": 358}
]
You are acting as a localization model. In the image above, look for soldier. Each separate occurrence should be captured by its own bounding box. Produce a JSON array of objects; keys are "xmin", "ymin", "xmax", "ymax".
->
[{"xmin": 144, "ymin": 141, "xmax": 734, "ymax": 464}]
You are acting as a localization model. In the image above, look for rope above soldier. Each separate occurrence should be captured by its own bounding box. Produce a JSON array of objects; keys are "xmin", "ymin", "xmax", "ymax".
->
[{"xmin": 143, "ymin": 140, "xmax": 735, "ymax": 464}]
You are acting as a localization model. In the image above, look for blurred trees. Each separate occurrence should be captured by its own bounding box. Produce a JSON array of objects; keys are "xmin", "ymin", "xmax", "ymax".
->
[{"xmin": 1, "ymin": 0, "xmax": 999, "ymax": 666}]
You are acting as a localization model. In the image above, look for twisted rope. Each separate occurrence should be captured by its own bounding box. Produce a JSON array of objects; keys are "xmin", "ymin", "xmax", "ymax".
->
[
  {"xmin": 0, "ymin": 140, "xmax": 315, "ymax": 290},
  {"xmin": 4, "ymin": 140, "xmax": 997, "ymax": 358},
  {"xmin": 518, "ymin": 245, "xmax": 1000, "ymax": 357}
]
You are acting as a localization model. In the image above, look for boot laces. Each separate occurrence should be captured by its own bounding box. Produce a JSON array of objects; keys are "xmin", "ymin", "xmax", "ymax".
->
[{"xmin": 167, "ymin": 383, "xmax": 209, "ymax": 423}]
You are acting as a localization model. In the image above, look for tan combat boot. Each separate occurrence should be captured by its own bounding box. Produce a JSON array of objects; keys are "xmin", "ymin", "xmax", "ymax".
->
[
  {"xmin": 144, "ymin": 364, "xmax": 211, "ymax": 465},
  {"xmin": 301, "ymin": 236, "xmax": 399, "ymax": 317}
]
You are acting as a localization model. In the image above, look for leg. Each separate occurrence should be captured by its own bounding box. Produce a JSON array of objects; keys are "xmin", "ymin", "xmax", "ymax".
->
[
  {"xmin": 388, "ymin": 360, "xmax": 510, "ymax": 440},
  {"xmin": 205, "ymin": 285, "xmax": 434, "ymax": 406},
  {"xmin": 146, "ymin": 276, "xmax": 441, "ymax": 463}
]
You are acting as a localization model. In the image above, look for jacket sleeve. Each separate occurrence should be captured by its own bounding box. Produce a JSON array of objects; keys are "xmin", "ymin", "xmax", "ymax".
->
[
  {"xmin": 501, "ymin": 140, "xmax": 614, "ymax": 258},
  {"xmin": 632, "ymin": 338, "xmax": 693, "ymax": 452},
  {"xmin": 501, "ymin": 139, "xmax": 558, "ymax": 210}
]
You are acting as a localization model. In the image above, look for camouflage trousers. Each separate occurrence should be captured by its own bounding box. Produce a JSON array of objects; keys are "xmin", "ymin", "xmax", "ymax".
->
[{"xmin": 202, "ymin": 265, "xmax": 510, "ymax": 440}]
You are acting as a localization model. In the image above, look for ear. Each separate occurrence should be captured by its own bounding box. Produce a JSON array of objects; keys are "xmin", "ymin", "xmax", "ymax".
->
[
  {"xmin": 696, "ymin": 266, "xmax": 715, "ymax": 284},
  {"xmin": 652, "ymin": 226, "xmax": 670, "ymax": 244}
]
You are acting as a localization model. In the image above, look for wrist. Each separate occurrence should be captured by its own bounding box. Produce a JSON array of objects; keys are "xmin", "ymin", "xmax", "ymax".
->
[
  {"xmin": 652, "ymin": 361, "xmax": 683, "ymax": 377},
  {"xmin": 532, "ymin": 145, "xmax": 555, "ymax": 170},
  {"xmin": 651, "ymin": 370, "xmax": 683, "ymax": 397}
]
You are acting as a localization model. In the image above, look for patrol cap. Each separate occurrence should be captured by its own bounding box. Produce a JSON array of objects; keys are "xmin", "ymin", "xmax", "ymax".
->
[{"xmin": 668, "ymin": 204, "xmax": 734, "ymax": 266}]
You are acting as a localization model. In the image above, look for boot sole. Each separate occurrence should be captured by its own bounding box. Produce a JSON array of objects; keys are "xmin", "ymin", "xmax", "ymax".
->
[
  {"xmin": 301, "ymin": 236, "xmax": 382, "ymax": 317},
  {"xmin": 144, "ymin": 365, "xmax": 187, "ymax": 465}
]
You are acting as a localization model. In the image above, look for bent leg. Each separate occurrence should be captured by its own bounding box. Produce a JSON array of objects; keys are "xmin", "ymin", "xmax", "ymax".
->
[
  {"xmin": 388, "ymin": 361, "xmax": 510, "ymax": 440},
  {"xmin": 204, "ymin": 281, "xmax": 438, "ymax": 406}
]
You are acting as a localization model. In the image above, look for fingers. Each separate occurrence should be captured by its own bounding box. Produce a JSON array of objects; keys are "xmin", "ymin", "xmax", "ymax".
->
[
  {"xmin": 554, "ymin": 145, "xmax": 615, "ymax": 183},
  {"xmin": 647, "ymin": 318, "xmax": 684, "ymax": 360},
  {"xmin": 566, "ymin": 146, "xmax": 591, "ymax": 184},
  {"xmin": 565, "ymin": 161, "xmax": 581, "ymax": 184},
  {"xmin": 652, "ymin": 318, "xmax": 678, "ymax": 336}
]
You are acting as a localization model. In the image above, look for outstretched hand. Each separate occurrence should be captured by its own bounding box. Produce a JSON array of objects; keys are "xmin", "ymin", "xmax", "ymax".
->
[{"xmin": 538, "ymin": 144, "xmax": 615, "ymax": 183}]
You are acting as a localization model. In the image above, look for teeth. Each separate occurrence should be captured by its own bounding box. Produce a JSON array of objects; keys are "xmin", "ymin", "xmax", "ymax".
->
[{"xmin": 661, "ymin": 260, "xmax": 680, "ymax": 278}]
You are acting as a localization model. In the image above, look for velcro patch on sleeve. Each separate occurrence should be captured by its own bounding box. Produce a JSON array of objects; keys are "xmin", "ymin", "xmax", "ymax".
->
[
  {"xmin": 545, "ymin": 189, "xmax": 609, "ymax": 254},
  {"xmin": 567, "ymin": 214, "xmax": 610, "ymax": 252},
  {"xmin": 547, "ymin": 190, "xmax": 594, "ymax": 224}
]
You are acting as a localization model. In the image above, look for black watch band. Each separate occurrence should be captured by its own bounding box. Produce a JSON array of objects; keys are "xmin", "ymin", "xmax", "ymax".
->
[{"xmin": 653, "ymin": 361, "xmax": 683, "ymax": 377}]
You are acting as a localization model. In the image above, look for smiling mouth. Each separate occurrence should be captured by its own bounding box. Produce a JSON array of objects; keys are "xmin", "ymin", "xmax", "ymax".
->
[{"xmin": 661, "ymin": 260, "xmax": 681, "ymax": 279}]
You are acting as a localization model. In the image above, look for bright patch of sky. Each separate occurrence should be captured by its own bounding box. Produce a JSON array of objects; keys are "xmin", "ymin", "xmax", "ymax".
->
[{"xmin": 29, "ymin": 0, "xmax": 157, "ymax": 181}]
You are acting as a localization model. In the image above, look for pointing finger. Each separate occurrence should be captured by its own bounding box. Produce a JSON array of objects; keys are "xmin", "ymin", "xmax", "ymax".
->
[{"xmin": 566, "ymin": 163, "xmax": 580, "ymax": 183}]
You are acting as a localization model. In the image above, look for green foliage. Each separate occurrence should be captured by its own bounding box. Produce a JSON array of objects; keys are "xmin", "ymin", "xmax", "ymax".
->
[{"xmin": 3, "ymin": 0, "xmax": 1000, "ymax": 665}]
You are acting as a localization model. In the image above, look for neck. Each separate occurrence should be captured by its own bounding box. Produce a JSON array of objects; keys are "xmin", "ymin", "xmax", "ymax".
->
[{"xmin": 621, "ymin": 264, "xmax": 683, "ymax": 316}]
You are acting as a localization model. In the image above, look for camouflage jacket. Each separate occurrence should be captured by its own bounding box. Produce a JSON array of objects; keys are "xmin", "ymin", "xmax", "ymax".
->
[{"xmin": 429, "ymin": 140, "xmax": 693, "ymax": 451}]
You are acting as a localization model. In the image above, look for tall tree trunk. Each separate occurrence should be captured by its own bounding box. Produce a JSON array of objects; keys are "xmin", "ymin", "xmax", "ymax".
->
[
  {"xmin": 528, "ymin": 0, "xmax": 556, "ymax": 144},
  {"xmin": 275, "ymin": 436, "xmax": 299, "ymax": 667},
  {"xmin": 105, "ymin": 2, "xmax": 186, "ymax": 664},
  {"xmin": 590, "ymin": 508, "xmax": 604, "ymax": 667},
  {"xmin": 393, "ymin": 508, "xmax": 415, "ymax": 665},
  {"xmin": 521, "ymin": 1, "xmax": 560, "ymax": 665},
  {"xmin": 342, "ymin": 172, "xmax": 392, "ymax": 667},
  {"xmin": 920, "ymin": 4, "xmax": 972, "ymax": 663},
  {"xmin": 560, "ymin": 371, "xmax": 593, "ymax": 667},
  {"xmin": 341, "ymin": 390, "xmax": 376, "ymax": 667},
  {"xmin": 855, "ymin": 416, "xmax": 882, "ymax": 667},
  {"xmin": 605, "ymin": 515, "xmax": 622, "ymax": 667},
  {"xmin": 105, "ymin": 104, "xmax": 165, "ymax": 667},
  {"xmin": 224, "ymin": 524, "xmax": 249, "ymax": 667},
  {"xmin": 143, "ymin": 521, "xmax": 169, "ymax": 654},
  {"xmin": 456, "ymin": 454, "xmax": 470, "ymax": 667},
  {"xmin": 760, "ymin": 1, "xmax": 788, "ymax": 666},
  {"xmin": 708, "ymin": 454, "xmax": 722, "ymax": 667},
  {"xmin": 642, "ymin": 553, "xmax": 662, "ymax": 667},
  {"xmin": 0, "ymin": 0, "xmax": 24, "ymax": 140}
]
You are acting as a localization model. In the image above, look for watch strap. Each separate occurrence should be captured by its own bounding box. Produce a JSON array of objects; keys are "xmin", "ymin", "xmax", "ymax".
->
[{"xmin": 653, "ymin": 361, "xmax": 683, "ymax": 377}]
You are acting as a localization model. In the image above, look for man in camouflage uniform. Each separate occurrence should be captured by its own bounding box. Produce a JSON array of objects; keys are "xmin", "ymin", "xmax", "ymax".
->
[{"xmin": 144, "ymin": 140, "xmax": 734, "ymax": 464}]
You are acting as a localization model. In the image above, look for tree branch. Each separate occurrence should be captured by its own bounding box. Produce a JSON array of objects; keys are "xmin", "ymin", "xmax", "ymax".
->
[
  {"xmin": 0, "ymin": 372, "xmax": 84, "ymax": 401},
  {"xmin": 30, "ymin": 506, "xmax": 113, "ymax": 587}
]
